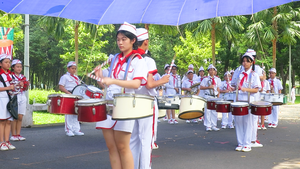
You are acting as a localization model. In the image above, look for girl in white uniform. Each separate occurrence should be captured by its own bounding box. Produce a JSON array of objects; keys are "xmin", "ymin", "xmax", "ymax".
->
[
  {"xmin": 232, "ymin": 53, "xmax": 261, "ymax": 152},
  {"xmin": 0, "ymin": 54, "xmax": 16, "ymax": 150},
  {"xmin": 220, "ymin": 72, "xmax": 234, "ymax": 129},
  {"xmin": 268, "ymin": 68, "xmax": 283, "ymax": 128},
  {"xmin": 58, "ymin": 61, "xmax": 84, "ymax": 137},
  {"xmin": 162, "ymin": 64, "xmax": 170, "ymax": 122},
  {"xmin": 10, "ymin": 59, "xmax": 27, "ymax": 141},
  {"xmin": 196, "ymin": 66, "xmax": 206, "ymax": 122},
  {"xmin": 258, "ymin": 70, "xmax": 270, "ymax": 130},
  {"xmin": 200, "ymin": 64, "xmax": 221, "ymax": 131},
  {"xmin": 94, "ymin": 22, "xmax": 148, "ymax": 169}
]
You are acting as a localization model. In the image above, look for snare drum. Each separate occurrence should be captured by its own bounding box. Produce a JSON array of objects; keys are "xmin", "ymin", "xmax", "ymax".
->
[
  {"xmin": 157, "ymin": 95, "xmax": 180, "ymax": 110},
  {"xmin": 250, "ymin": 101, "xmax": 272, "ymax": 116},
  {"xmin": 178, "ymin": 95, "xmax": 206, "ymax": 120},
  {"xmin": 230, "ymin": 102, "xmax": 249, "ymax": 116},
  {"xmin": 207, "ymin": 97, "xmax": 223, "ymax": 110},
  {"xmin": 112, "ymin": 93, "xmax": 155, "ymax": 120},
  {"xmin": 48, "ymin": 94, "xmax": 83, "ymax": 115},
  {"xmin": 261, "ymin": 93, "xmax": 284, "ymax": 105},
  {"xmin": 72, "ymin": 84, "xmax": 103, "ymax": 99},
  {"xmin": 75, "ymin": 99, "xmax": 107, "ymax": 122},
  {"xmin": 215, "ymin": 101, "xmax": 232, "ymax": 113}
]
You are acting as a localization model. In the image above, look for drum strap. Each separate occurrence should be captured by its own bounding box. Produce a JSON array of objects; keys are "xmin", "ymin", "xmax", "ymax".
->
[
  {"xmin": 247, "ymin": 71, "xmax": 252, "ymax": 103},
  {"xmin": 108, "ymin": 53, "xmax": 119, "ymax": 78}
]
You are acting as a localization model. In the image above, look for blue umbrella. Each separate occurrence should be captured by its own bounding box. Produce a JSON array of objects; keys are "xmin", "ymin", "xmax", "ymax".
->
[{"xmin": 0, "ymin": 0, "xmax": 298, "ymax": 26}]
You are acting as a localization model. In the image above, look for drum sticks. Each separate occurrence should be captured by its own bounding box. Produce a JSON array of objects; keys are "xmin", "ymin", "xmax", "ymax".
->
[{"xmin": 87, "ymin": 57, "xmax": 111, "ymax": 81}]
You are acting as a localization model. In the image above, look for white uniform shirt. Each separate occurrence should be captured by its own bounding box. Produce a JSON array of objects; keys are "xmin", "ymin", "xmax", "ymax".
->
[
  {"xmin": 106, "ymin": 54, "xmax": 148, "ymax": 100},
  {"xmin": 268, "ymin": 78, "xmax": 283, "ymax": 94},
  {"xmin": 236, "ymin": 69, "xmax": 261, "ymax": 102},
  {"xmin": 200, "ymin": 76, "xmax": 221, "ymax": 97},
  {"xmin": 165, "ymin": 73, "xmax": 181, "ymax": 95},
  {"xmin": 220, "ymin": 80, "xmax": 232, "ymax": 91},
  {"xmin": 135, "ymin": 57, "xmax": 157, "ymax": 96},
  {"xmin": 261, "ymin": 80, "xmax": 270, "ymax": 93},
  {"xmin": 182, "ymin": 78, "xmax": 199, "ymax": 95},
  {"xmin": 231, "ymin": 65, "xmax": 263, "ymax": 86},
  {"xmin": 58, "ymin": 72, "xmax": 80, "ymax": 91},
  {"xmin": 0, "ymin": 73, "xmax": 12, "ymax": 98},
  {"xmin": 102, "ymin": 68, "xmax": 110, "ymax": 78}
]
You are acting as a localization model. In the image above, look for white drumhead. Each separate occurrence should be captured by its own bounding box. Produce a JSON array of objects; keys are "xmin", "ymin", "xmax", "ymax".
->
[
  {"xmin": 87, "ymin": 85, "xmax": 102, "ymax": 93},
  {"xmin": 231, "ymin": 102, "xmax": 249, "ymax": 106},
  {"xmin": 76, "ymin": 99, "xmax": 106, "ymax": 106},
  {"xmin": 72, "ymin": 85, "xmax": 88, "ymax": 97},
  {"xmin": 250, "ymin": 101, "xmax": 272, "ymax": 106}
]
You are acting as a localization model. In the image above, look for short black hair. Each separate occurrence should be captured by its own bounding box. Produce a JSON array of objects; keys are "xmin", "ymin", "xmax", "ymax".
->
[
  {"xmin": 116, "ymin": 30, "xmax": 138, "ymax": 50},
  {"xmin": 137, "ymin": 39, "xmax": 148, "ymax": 47},
  {"xmin": 240, "ymin": 56, "xmax": 253, "ymax": 64}
]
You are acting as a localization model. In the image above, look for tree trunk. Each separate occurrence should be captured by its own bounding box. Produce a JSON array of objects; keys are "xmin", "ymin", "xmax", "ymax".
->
[
  {"xmin": 272, "ymin": 7, "xmax": 277, "ymax": 68},
  {"xmin": 75, "ymin": 22, "xmax": 79, "ymax": 71},
  {"xmin": 211, "ymin": 23, "xmax": 216, "ymax": 66},
  {"xmin": 224, "ymin": 40, "xmax": 232, "ymax": 72},
  {"xmin": 292, "ymin": 69, "xmax": 295, "ymax": 86},
  {"xmin": 145, "ymin": 24, "xmax": 149, "ymax": 30}
]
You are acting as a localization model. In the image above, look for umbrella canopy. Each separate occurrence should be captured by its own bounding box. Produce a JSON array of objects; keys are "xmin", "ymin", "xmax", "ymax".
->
[{"xmin": 0, "ymin": 0, "xmax": 298, "ymax": 26}]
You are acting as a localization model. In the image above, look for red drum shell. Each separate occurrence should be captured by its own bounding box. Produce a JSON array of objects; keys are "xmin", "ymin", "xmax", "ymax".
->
[
  {"xmin": 207, "ymin": 101, "xmax": 216, "ymax": 110},
  {"xmin": 76, "ymin": 100, "xmax": 107, "ymax": 122},
  {"xmin": 250, "ymin": 101, "xmax": 272, "ymax": 116},
  {"xmin": 49, "ymin": 94, "xmax": 82, "ymax": 115},
  {"xmin": 231, "ymin": 102, "xmax": 249, "ymax": 116},
  {"xmin": 216, "ymin": 101, "xmax": 231, "ymax": 113}
]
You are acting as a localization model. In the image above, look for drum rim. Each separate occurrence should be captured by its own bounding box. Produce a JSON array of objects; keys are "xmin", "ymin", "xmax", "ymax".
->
[
  {"xmin": 178, "ymin": 111, "xmax": 204, "ymax": 120},
  {"xmin": 48, "ymin": 94, "xmax": 83, "ymax": 99},
  {"xmin": 113, "ymin": 93, "xmax": 154, "ymax": 100},
  {"xmin": 231, "ymin": 102, "xmax": 249, "ymax": 107},
  {"xmin": 75, "ymin": 99, "xmax": 107, "ymax": 106},
  {"xmin": 215, "ymin": 101, "xmax": 232, "ymax": 104},
  {"xmin": 180, "ymin": 95, "xmax": 206, "ymax": 101},
  {"xmin": 250, "ymin": 101, "xmax": 273, "ymax": 107},
  {"xmin": 207, "ymin": 98, "xmax": 223, "ymax": 102}
]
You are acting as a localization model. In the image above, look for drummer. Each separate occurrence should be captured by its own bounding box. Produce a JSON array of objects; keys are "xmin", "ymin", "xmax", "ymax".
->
[
  {"xmin": 182, "ymin": 64, "xmax": 198, "ymax": 82},
  {"xmin": 258, "ymin": 70, "xmax": 270, "ymax": 130},
  {"xmin": 200, "ymin": 64, "xmax": 221, "ymax": 131},
  {"xmin": 162, "ymin": 64, "xmax": 170, "ymax": 122},
  {"xmin": 268, "ymin": 68, "xmax": 283, "ymax": 128},
  {"xmin": 165, "ymin": 64, "xmax": 181, "ymax": 124},
  {"xmin": 220, "ymin": 71, "xmax": 234, "ymax": 129},
  {"xmin": 196, "ymin": 66, "xmax": 206, "ymax": 122},
  {"xmin": 182, "ymin": 70, "xmax": 199, "ymax": 124},
  {"xmin": 94, "ymin": 22, "xmax": 148, "ymax": 169},
  {"xmin": 231, "ymin": 53, "xmax": 261, "ymax": 152},
  {"xmin": 58, "ymin": 61, "xmax": 84, "ymax": 137},
  {"xmin": 130, "ymin": 28, "xmax": 169, "ymax": 169}
]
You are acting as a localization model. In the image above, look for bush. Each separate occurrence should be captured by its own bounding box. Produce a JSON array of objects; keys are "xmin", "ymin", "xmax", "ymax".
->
[{"xmin": 29, "ymin": 89, "xmax": 61, "ymax": 104}]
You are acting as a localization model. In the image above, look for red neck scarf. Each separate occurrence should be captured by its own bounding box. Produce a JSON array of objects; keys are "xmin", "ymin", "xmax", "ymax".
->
[
  {"xmin": 239, "ymin": 72, "xmax": 248, "ymax": 89},
  {"xmin": 136, "ymin": 48, "xmax": 145, "ymax": 55},
  {"xmin": 270, "ymin": 79, "xmax": 274, "ymax": 87},
  {"xmin": 12, "ymin": 72, "xmax": 26, "ymax": 81},
  {"xmin": 173, "ymin": 74, "xmax": 177, "ymax": 87},
  {"xmin": 113, "ymin": 50, "xmax": 137, "ymax": 79},
  {"xmin": 189, "ymin": 80, "xmax": 193, "ymax": 86},
  {"xmin": 210, "ymin": 76, "xmax": 216, "ymax": 85},
  {"xmin": 261, "ymin": 81, "xmax": 264, "ymax": 89},
  {"xmin": 0, "ymin": 68, "xmax": 12, "ymax": 82},
  {"xmin": 226, "ymin": 81, "xmax": 230, "ymax": 90},
  {"xmin": 69, "ymin": 73, "xmax": 79, "ymax": 85}
]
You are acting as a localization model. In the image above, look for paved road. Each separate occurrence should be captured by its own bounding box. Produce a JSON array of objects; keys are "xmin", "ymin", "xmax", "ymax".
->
[{"xmin": 1, "ymin": 104, "xmax": 300, "ymax": 169}]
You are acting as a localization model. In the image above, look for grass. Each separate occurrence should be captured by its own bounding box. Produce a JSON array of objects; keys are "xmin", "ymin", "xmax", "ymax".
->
[
  {"xmin": 33, "ymin": 111, "xmax": 65, "ymax": 125},
  {"xmin": 287, "ymin": 96, "xmax": 300, "ymax": 105}
]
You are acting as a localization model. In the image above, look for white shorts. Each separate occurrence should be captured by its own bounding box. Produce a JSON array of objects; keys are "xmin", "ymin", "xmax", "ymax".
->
[
  {"xmin": 18, "ymin": 94, "xmax": 27, "ymax": 115},
  {"xmin": 0, "ymin": 97, "xmax": 12, "ymax": 120}
]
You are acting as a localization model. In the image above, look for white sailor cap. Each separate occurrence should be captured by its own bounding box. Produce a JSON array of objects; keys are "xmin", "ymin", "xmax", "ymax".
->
[
  {"xmin": 198, "ymin": 66, "xmax": 204, "ymax": 72},
  {"xmin": 246, "ymin": 49, "xmax": 256, "ymax": 56},
  {"xmin": 242, "ymin": 52, "xmax": 254, "ymax": 61},
  {"xmin": 164, "ymin": 64, "xmax": 170, "ymax": 70},
  {"xmin": 207, "ymin": 64, "xmax": 217, "ymax": 71},
  {"xmin": 269, "ymin": 68, "xmax": 276, "ymax": 73},
  {"xmin": 12, "ymin": 59, "xmax": 22, "ymax": 66},
  {"xmin": 188, "ymin": 64, "xmax": 194, "ymax": 69},
  {"xmin": 67, "ymin": 61, "xmax": 77, "ymax": 68},
  {"xmin": 118, "ymin": 22, "xmax": 137, "ymax": 36},
  {"xmin": 224, "ymin": 71, "xmax": 231, "ymax": 76},
  {"xmin": 0, "ymin": 54, "xmax": 12, "ymax": 61},
  {"xmin": 171, "ymin": 64, "xmax": 177, "ymax": 68},
  {"xmin": 136, "ymin": 28, "xmax": 148, "ymax": 41},
  {"xmin": 187, "ymin": 70, "xmax": 193, "ymax": 74}
]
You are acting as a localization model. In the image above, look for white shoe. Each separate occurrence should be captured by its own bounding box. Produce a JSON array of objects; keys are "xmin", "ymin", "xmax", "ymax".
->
[
  {"xmin": 10, "ymin": 136, "xmax": 19, "ymax": 141},
  {"xmin": 152, "ymin": 142, "xmax": 159, "ymax": 150},
  {"xmin": 235, "ymin": 145, "xmax": 243, "ymax": 151},
  {"xmin": 6, "ymin": 142, "xmax": 16, "ymax": 150},
  {"xmin": 186, "ymin": 120, "xmax": 191, "ymax": 124},
  {"xmin": 173, "ymin": 119, "xmax": 178, "ymax": 124},
  {"xmin": 206, "ymin": 127, "xmax": 212, "ymax": 131},
  {"xmin": 192, "ymin": 119, "xmax": 198, "ymax": 123},
  {"xmin": 163, "ymin": 116, "xmax": 168, "ymax": 122},
  {"xmin": 212, "ymin": 126, "xmax": 220, "ymax": 131},
  {"xmin": 221, "ymin": 125, "xmax": 226, "ymax": 129},
  {"xmin": 229, "ymin": 124, "xmax": 235, "ymax": 129},
  {"xmin": 0, "ymin": 142, "xmax": 8, "ymax": 151},
  {"xmin": 198, "ymin": 117, "xmax": 203, "ymax": 122},
  {"xmin": 66, "ymin": 131, "xmax": 75, "ymax": 137},
  {"xmin": 17, "ymin": 135, "xmax": 26, "ymax": 141},
  {"xmin": 168, "ymin": 119, "xmax": 174, "ymax": 125},
  {"xmin": 257, "ymin": 125, "xmax": 261, "ymax": 130},
  {"xmin": 73, "ymin": 131, "xmax": 84, "ymax": 136},
  {"xmin": 271, "ymin": 124, "xmax": 277, "ymax": 128},
  {"xmin": 242, "ymin": 146, "xmax": 252, "ymax": 152},
  {"xmin": 251, "ymin": 141, "xmax": 263, "ymax": 148},
  {"xmin": 157, "ymin": 119, "xmax": 161, "ymax": 123}
]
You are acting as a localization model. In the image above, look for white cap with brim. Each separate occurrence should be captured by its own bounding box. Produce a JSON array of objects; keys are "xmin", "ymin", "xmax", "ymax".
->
[
  {"xmin": 118, "ymin": 22, "xmax": 137, "ymax": 36},
  {"xmin": 0, "ymin": 54, "xmax": 12, "ymax": 61},
  {"xmin": 269, "ymin": 68, "xmax": 276, "ymax": 73},
  {"xmin": 198, "ymin": 66, "xmax": 204, "ymax": 72},
  {"xmin": 187, "ymin": 70, "xmax": 193, "ymax": 74},
  {"xmin": 246, "ymin": 49, "xmax": 256, "ymax": 56},
  {"xmin": 164, "ymin": 64, "xmax": 170, "ymax": 70},
  {"xmin": 242, "ymin": 53, "xmax": 254, "ymax": 61},
  {"xmin": 207, "ymin": 64, "xmax": 216, "ymax": 71},
  {"xmin": 67, "ymin": 61, "xmax": 77, "ymax": 68},
  {"xmin": 224, "ymin": 71, "xmax": 231, "ymax": 77},
  {"xmin": 12, "ymin": 59, "xmax": 22, "ymax": 66},
  {"xmin": 188, "ymin": 64, "xmax": 194, "ymax": 69},
  {"xmin": 136, "ymin": 28, "xmax": 148, "ymax": 41}
]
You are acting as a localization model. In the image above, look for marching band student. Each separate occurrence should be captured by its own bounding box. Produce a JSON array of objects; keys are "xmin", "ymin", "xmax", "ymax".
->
[
  {"xmin": 10, "ymin": 59, "xmax": 27, "ymax": 141},
  {"xmin": 0, "ymin": 54, "xmax": 16, "ymax": 150},
  {"xmin": 268, "ymin": 68, "xmax": 283, "ymax": 128},
  {"xmin": 182, "ymin": 70, "xmax": 199, "ymax": 123},
  {"xmin": 196, "ymin": 66, "xmax": 206, "ymax": 122},
  {"xmin": 130, "ymin": 28, "xmax": 169, "ymax": 169},
  {"xmin": 220, "ymin": 71, "xmax": 234, "ymax": 129},
  {"xmin": 258, "ymin": 70, "xmax": 270, "ymax": 130},
  {"xmin": 182, "ymin": 64, "xmax": 198, "ymax": 82},
  {"xmin": 232, "ymin": 53, "xmax": 261, "ymax": 152},
  {"xmin": 165, "ymin": 64, "xmax": 181, "ymax": 124},
  {"xmin": 94, "ymin": 22, "xmax": 148, "ymax": 169},
  {"xmin": 162, "ymin": 64, "xmax": 170, "ymax": 122},
  {"xmin": 200, "ymin": 64, "xmax": 221, "ymax": 131},
  {"xmin": 58, "ymin": 61, "xmax": 84, "ymax": 137},
  {"xmin": 291, "ymin": 85, "xmax": 296, "ymax": 104}
]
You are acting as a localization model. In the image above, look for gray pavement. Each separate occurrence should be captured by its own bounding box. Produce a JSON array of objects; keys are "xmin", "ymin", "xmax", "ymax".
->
[{"xmin": 1, "ymin": 104, "xmax": 300, "ymax": 169}]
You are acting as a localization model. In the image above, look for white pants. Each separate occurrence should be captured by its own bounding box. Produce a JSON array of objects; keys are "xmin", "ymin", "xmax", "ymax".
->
[
  {"xmin": 221, "ymin": 112, "xmax": 233, "ymax": 126},
  {"xmin": 234, "ymin": 111, "xmax": 252, "ymax": 147},
  {"xmin": 268, "ymin": 106, "xmax": 279, "ymax": 125},
  {"xmin": 17, "ymin": 93, "xmax": 27, "ymax": 115},
  {"xmin": 250, "ymin": 114, "xmax": 258, "ymax": 141},
  {"xmin": 65, "ymin": 115, "xmax": 80, "ymax": 133},
  {"xmin": 204, "ymin": 107, "xmax": 218, "ymax": 128},
  {"xmin": 153, "ymin": 100, "xmax": 158, "ymax": 142},
  {"xmin": 292, "ymin": 96, "xmax": 296, "ymax": 103}
]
